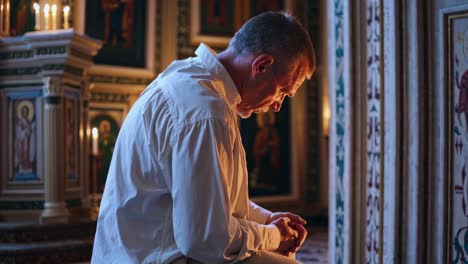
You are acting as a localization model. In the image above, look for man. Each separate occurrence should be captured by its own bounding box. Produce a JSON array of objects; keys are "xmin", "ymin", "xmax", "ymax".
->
[{"xmin": 92, "ymin": 11, "xmax": 315, "ymax": 264}]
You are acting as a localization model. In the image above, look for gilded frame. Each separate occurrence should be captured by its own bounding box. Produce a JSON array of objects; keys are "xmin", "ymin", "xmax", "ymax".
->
[
  {"xmin": 74, "ymin": 0, "xmax": 156, "ymax": 81},
  {"xmin": 2, "ymin": 90, "xmax": 44, "ymax": 195},
  {"xmin": 88, "ymin": 102, "xmax": 128, "ymax": 195},
  {"xmin": 190, "ymin": 0, "xmax": 291, "ymax": 48},
  {"xmin": 190, "ymin": 0, "xmax": 246, "ymax": 48}
]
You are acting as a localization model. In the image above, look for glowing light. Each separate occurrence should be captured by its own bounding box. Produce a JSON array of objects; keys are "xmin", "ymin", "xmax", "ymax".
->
[
  {"xmin": 44, "ymin": 4, "xmax": 50, "ymax": 30},
  {"xmin": 51, "ymin": 4, "xmax": 57, "ymax": 30},
  {"xmin": 63, "ymin": 6, "xmax": 70, "ymax": 29},
  {"xmin": 92, "ymin": 127, "xmax": 99, "ymax": 155},
  {"xmin": 33, "ymin": 3, "xmax": 40, "ymax": 30}
]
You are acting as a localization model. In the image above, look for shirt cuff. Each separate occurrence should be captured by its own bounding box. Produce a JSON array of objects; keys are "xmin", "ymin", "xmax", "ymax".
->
[
  {"xmin": 262, "ymin": 224, "xmax": 281, "ymax": 251},
  {"xmin": 248, "ymin": 201, "xmax": 272, "ymax": 224}
]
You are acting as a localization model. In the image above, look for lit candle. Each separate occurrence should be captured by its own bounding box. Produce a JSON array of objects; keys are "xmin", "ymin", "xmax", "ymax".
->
[
  {"xmin": 323, "ymin": 102, "xmax": 331, "ymax": 135},
  {"xmin": 51, "ymin": 4, "xmax": 57, "ymax": 30},
  {"xmin": 0, "ymin": 1, "xmax": 3, "ymax": 34},
  {"xmin": 92, "ymin": 127, "xmax": 99, "ymax": 155},
  {"xmin": 5, "ymin": 0, "xmax": 9, "ymax": 35},
  {"xmin": 33, "ymin": 3, "xmax": 40, "ymax": 31},
  {"xmin": 43, "ymin": 4, "xmax": 50, "ymax": 30},
  {"xmin": 63, "ymin": 5, "xmax": 70, "ymax": 29}
]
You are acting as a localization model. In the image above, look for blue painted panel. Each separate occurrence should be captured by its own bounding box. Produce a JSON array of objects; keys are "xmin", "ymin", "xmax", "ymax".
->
[{"xmin": 7, "ymin": 91, "xmax": 42, "ymax": 182}]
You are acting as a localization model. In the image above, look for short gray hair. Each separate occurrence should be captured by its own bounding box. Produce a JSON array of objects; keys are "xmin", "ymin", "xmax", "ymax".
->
[{"xmin": 229, "ymin": 11, "xmax": 315, "ymax": 77}]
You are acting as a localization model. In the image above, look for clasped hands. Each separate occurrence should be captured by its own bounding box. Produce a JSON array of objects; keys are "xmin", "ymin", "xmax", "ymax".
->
[{"xmin": 266, "ymin": 212, "xmax": 308, "ymax": 256}]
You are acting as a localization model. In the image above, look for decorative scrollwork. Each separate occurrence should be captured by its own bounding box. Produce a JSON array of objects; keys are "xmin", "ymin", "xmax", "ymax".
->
[{"xmin": 43, "ymin": 76, "xmax": 63, "ymax": 97}]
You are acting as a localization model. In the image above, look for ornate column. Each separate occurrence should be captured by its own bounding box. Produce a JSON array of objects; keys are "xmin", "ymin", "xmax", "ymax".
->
[
  {"xmin": 40, "ymin": 76, "xmax": 68, "ymax": 223},
  {"xmin": 0, "ymin": 29, "xmax": 101, "ymax": 222},
  {"xmin": 328, "ymin": 0, "xmax": 352, "ymax": 262},
  {"xmin": 80, "ymin": 79, "xmax": 93, "ymax": 216}
]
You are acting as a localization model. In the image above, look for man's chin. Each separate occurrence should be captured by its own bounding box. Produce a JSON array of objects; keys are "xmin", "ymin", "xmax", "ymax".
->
[{"xmin": 237, "ymin": 111, "xmax": 253, "ymax": 119}]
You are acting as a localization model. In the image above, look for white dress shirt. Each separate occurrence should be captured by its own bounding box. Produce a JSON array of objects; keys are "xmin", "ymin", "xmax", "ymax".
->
[{"xmin": 91, "ymin": 44, "xmax": 281, "ymax": 264}]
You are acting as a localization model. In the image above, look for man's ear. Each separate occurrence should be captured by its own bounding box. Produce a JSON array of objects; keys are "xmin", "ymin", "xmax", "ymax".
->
[{"xmin": 252, "ymin": 54, "xmax": 274, "ymax": 77}]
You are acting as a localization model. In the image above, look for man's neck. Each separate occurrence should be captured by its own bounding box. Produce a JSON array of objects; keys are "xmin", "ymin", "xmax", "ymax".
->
[{"xmin": 217, "ymin": 48, "xmax": 251, "ymax": 97}]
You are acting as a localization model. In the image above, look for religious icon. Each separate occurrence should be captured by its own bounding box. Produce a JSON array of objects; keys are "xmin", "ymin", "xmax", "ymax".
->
[
  {"xmin": 456, "ymin": 69, "xmax": 468, "ymax": 131},
  {"xmin": 98, "ymin": 119, "xmax": 116, "ymax": 191},
  {"xmin": 241, "ymin": 100, "xmax": 291, "ymax": 197},
  {"xmin": 13, "ymin": 99, "xmax": 36, "ymax": 180},
  {"xmin": 101, "ymin": 0, "xmax": 135, "ymax": 48},
  {"xmin": 91, "ymin": 114, "xmax": 119, "ymax": 192},
  {"xmin": 251, "ymin": 111, "xmax": 281, "ymax": 190},
  {"xmin": 250, "ymin": 0, "xmax": 283, "ymax": 16},
  {"xmin": 450, "ymin": 13, "xmax": 468, "ymax": 262},
  {"xmin": 9, "ymin": 0, "xmax": 34, "ymax": 36},
  {"xmin": 65, "ymin": 99, "xmax": 77, "ymax": 180},
  {"xmin": 85, "ymin": 0, "xmax": 145, "ymax": 67},
  {"xmin": 200, "ymin": 0, "xmax": 235, "ymax": 36}
]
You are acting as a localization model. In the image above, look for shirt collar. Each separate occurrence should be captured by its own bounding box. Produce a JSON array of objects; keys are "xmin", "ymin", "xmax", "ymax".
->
[{"xmin": 195, "ymin": 43, "xmax": 241, "ymax": 107}]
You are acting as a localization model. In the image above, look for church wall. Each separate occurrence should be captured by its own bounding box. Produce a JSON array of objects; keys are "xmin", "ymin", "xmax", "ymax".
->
[
  {"xmin": 328, "ymin": 0, "xmax": 401, "ymax": 262},
  {"xmin": 328, "ymin": 0, "xmax": 468, "ymax": 263}
]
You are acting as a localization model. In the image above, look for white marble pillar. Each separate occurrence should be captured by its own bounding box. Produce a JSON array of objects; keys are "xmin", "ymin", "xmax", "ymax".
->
[
  {"xmin": 328, "ymin": 0, "xmax": 352, "ymax": 263},
  {"xmin": 40, "ymin": 76, "xmax": 69, "ymax": 223}
]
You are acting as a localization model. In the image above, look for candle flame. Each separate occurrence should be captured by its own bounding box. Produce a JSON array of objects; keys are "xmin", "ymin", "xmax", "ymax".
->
[
  {"xmin": 322, "ymin": 99, "xmax": 331, "ymax": 135},
  {"xmin": 92, "ymin": 127, "xmax": 98, "ymax": 138},
  {"xmin": 63, "ymin": 6, "xmax": 70, "ymax": 13},
  {"xmin": 44, "ymin": 4, "xmax": 50, "ymax": 12},
  {"xmin": 51, "ymin": 4, "xmax": 57, "ymax": 13},
  {"xmin": 33, "ymin": 3, "xmax": 40, "ymax": 11},
  {"xmin": 323, "ymin": 104, "xmax": 330, "ymax": 121}
]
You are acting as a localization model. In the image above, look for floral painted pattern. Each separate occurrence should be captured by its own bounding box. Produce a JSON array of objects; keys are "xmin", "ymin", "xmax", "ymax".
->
[
  {"xmin": 334, "ymin": 0, "xmax": 346, "ymax": 262},
  {"xmin": 365, "ymin": 0, "xmax": 381, "ymax": 263}
]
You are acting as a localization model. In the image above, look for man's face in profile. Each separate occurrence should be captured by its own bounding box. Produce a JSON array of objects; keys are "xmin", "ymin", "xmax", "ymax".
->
[{"xmin": 237, "ymin": 56, "xmax": 309, "ymax": 118}]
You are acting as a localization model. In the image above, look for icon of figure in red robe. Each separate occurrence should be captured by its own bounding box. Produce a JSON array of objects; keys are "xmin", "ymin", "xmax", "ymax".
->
[
  {"xmin": 101, "ymin": 0, "xmax": 135, "ymax": 48},
  {"xmin": 14, "ymin": 100, "xmax": 35, "ymax": 177},
  {"xmin": 65, "ymin": 101, "xmax": 76, "ymax": 179},
  {"xmin": 98, "ymin": 119, "xmax": 117, "ymax": 192},
  {"xmin": 252, "ymin": 112, "xmax": 280, "ymax": 190},
  {"xmin": 456, "ymin": 69, "xmax": 468, "ymax": 129}
]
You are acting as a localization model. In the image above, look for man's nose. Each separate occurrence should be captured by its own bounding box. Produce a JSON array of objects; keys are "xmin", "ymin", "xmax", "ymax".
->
[
  {"xmin": 271, "ymin": 101, "xmax": 282, "ymax": 112},
  {"xmin": 271, "ymin": 94, "xmax": 287, "ymax": 112}
]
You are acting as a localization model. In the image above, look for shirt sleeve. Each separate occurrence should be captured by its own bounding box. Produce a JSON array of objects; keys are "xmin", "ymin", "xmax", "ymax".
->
[
  {"xmin": 248, "ymin": 201, "xmax": 272, "ymax": 224},
  {"xmin": 170, "ymin": 118, "xmax": 281, "ymax": 263}
]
